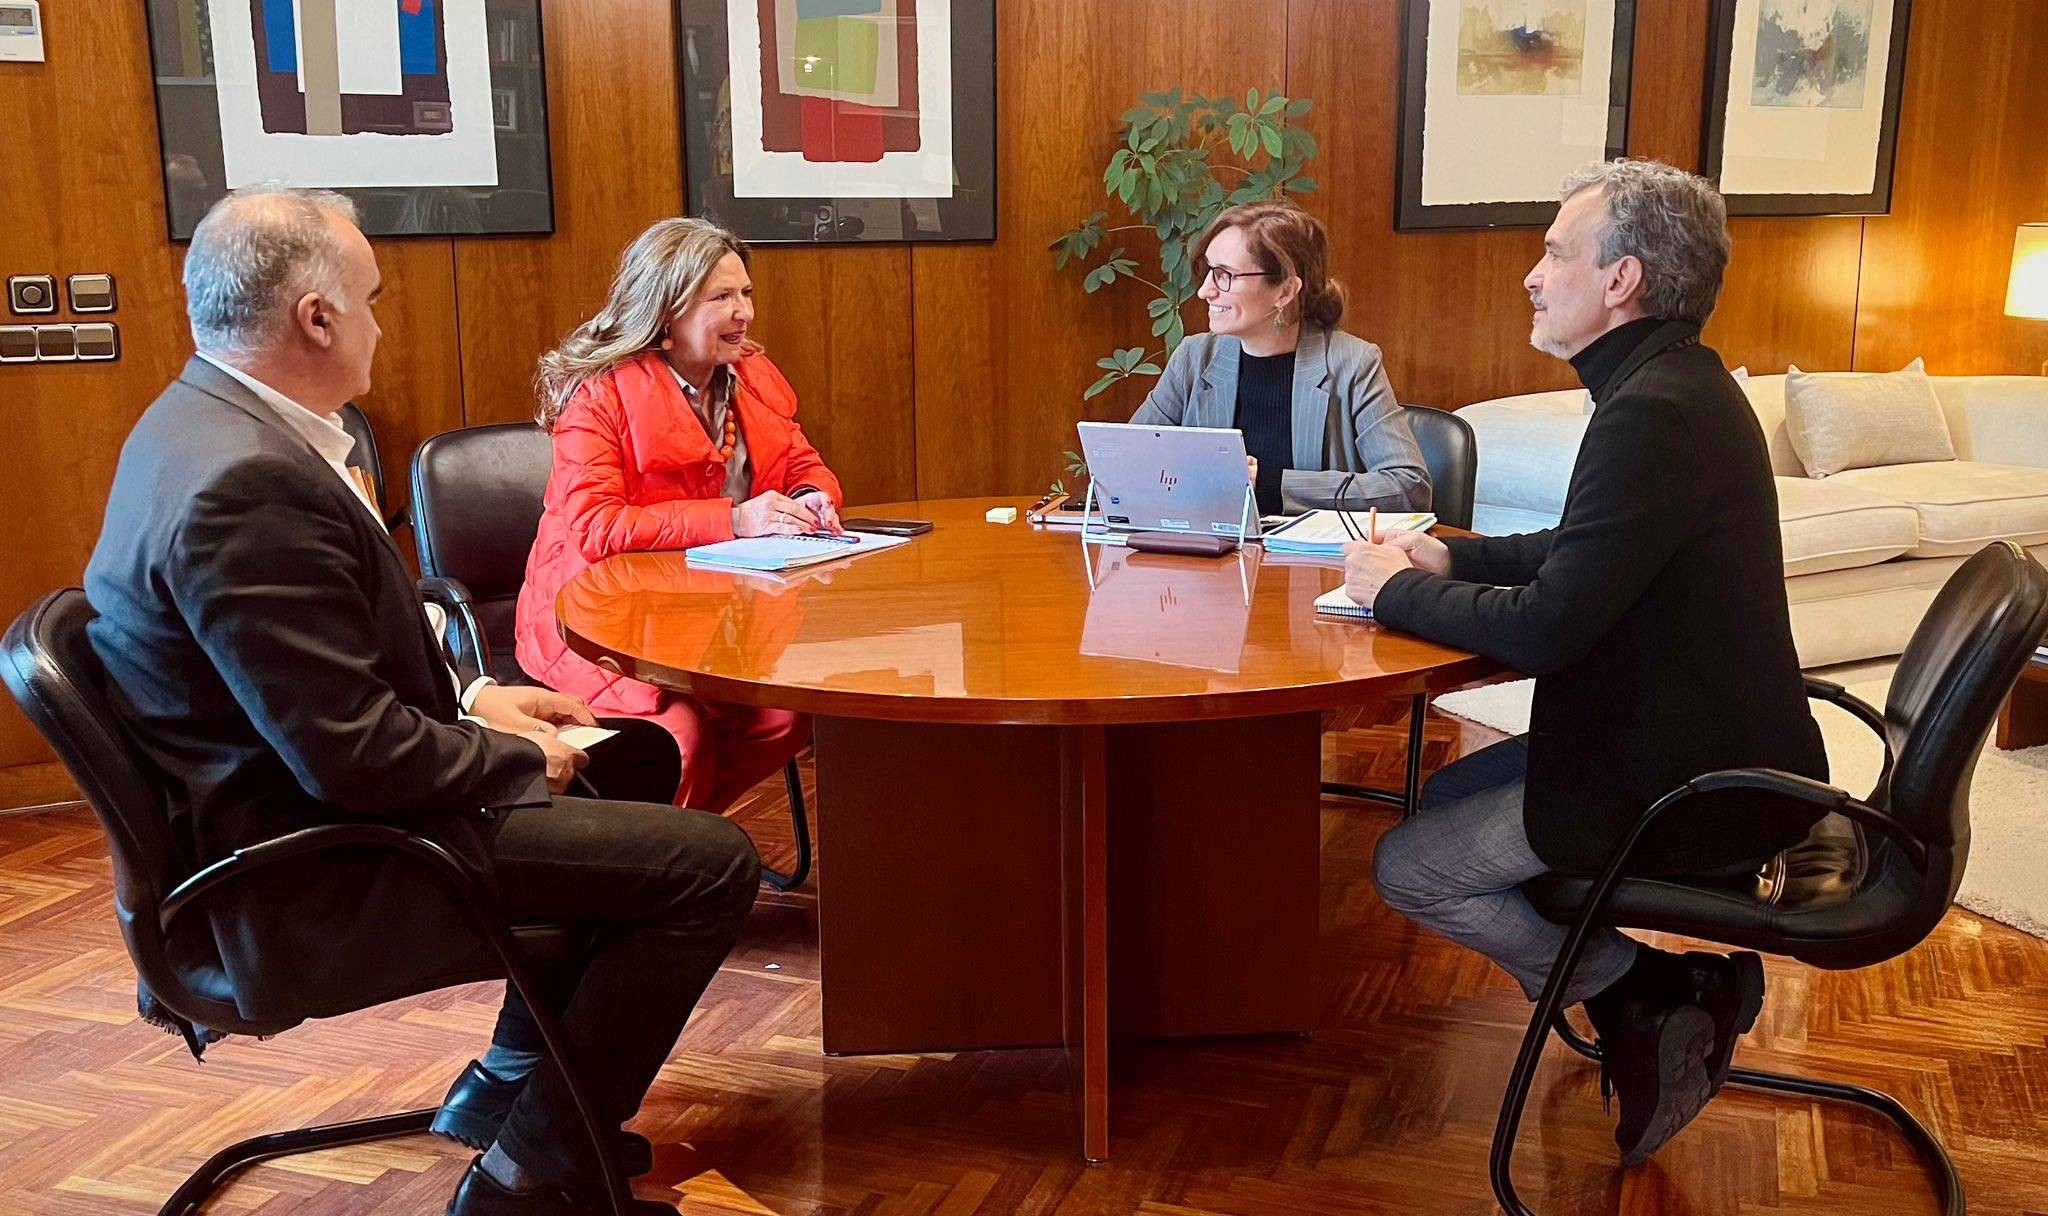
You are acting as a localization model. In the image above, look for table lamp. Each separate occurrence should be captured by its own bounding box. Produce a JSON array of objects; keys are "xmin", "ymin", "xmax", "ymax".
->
[{"xmin": 2007, "ymin": 222, "xmax": 2048, "ymax": 374}]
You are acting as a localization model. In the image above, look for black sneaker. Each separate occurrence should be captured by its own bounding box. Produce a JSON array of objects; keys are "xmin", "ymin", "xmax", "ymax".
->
[
  {"xmin": 1585, "ymin": 970, "xmax": 1717, "ymax": 1165},
  {"xmin": 432, "ymin": 1061, "xmax": 655, "ymax": 1178},
  {"xmin": 1669, "ymin": 951, "xmax": 1766, "ymax": 1089}
]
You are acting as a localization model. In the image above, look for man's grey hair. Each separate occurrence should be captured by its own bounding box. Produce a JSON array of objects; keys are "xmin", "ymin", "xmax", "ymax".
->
[
  {"xmin": 183, "ymin": 186, "xmax": 361, "ymax": 356},
  {"xmin": 1559, "ymin": 159, "xmax": 1731, "ymax": 326}
]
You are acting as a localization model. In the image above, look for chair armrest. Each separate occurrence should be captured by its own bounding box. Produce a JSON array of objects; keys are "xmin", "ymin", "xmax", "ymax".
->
[
  {"xmin": 1684, "ymin": 767, "xmax": 1927, "ymax": 871},
  {"xmin": 159, "ymin": 823, "xmax": 488, "ymax": 936},
  {"xmin": 418, "ymin": 576, "xmax": 490, "ymax": 687},
  {"xmin": 1803, "ymin": 675, "xmax": 1893, "ymax": 797}
]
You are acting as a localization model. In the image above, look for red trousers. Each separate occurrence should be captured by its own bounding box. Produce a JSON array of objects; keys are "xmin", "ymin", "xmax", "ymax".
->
[{"xmin": 635, "ymin": 694, "xmax": 809, "ymax": 814}]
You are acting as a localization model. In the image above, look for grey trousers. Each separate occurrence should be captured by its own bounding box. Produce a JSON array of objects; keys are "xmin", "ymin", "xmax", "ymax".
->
[{"xmin": 1371, "ymin": 737, "xmax": 1638, "ymax": 1004}]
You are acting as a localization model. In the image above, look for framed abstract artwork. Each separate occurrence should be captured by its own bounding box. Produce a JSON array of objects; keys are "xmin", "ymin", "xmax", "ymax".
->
[
  {"xmin": 142, "ymin": 0, "xmax": 556, "ymax": 239},
  {"xmin": 1702, "ymin": 0, "xmax": 1913, "ymax": 216},
  {"xmin": 675, "ymin": 0, "xmax": 996, "ymax": 244},
  {"xmin": 1396, "ymin": 0, "xmax": 1638, "ymax": 231}
]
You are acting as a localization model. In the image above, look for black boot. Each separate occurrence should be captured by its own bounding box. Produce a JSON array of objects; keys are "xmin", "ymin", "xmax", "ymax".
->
[
  {"xmin": 433, "ymin": 1061, "xmax": 656, "ymax": 1177},
  {"xmin": 1582, "ymin": 949, "xmax": 1717, "ymax": 1165}
]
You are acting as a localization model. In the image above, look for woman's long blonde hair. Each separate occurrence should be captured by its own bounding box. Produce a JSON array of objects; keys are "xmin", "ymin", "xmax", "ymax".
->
[{"xmin": 534, "ymin": 217, "xmax": 752, "ymax": 430}]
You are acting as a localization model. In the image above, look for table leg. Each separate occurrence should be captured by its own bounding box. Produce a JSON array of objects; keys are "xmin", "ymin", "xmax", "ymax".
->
[
  {"xmin": 810, "ymin": 713, "xmax": 1320, "ymax": 1161},
  {"xmin": 1061, "ymin": 725, "xmax": 1109, "ymax": 1164},
  {"xmin": 1996, "ymin": 669, "xmax": 2048, "ymax": 749}
]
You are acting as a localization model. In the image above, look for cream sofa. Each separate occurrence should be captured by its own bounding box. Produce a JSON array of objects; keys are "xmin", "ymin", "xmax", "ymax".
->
[{"xmin": 1460, "ymin": 373, "xmax": 2048, "ymax": 668}]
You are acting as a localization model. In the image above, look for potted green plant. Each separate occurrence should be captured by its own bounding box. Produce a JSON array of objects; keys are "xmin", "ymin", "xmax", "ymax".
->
[{"xmin": 1049, "ymin": 86, "xmax": 1322, "ymax": 429}]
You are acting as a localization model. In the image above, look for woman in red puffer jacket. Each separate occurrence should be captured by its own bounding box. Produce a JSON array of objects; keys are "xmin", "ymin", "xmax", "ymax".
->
[{"xmin": 514, "ymin": 218, "xmax": 842, "ymax": 812}]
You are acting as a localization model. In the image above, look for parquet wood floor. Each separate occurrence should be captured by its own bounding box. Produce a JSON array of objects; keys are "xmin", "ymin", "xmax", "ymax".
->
[{"xmin": 1, "ymin": 706, "xmax": 2044, "ymax": 1215}]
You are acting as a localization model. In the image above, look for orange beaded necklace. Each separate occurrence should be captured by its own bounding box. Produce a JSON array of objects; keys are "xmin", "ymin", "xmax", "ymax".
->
[{"xmin": 713, "ymin": 408, "xmax": 738, "ymax": 461}]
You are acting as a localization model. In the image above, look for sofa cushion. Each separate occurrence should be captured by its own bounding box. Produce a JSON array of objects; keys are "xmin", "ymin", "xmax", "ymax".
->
[
  {"xmin": 1461, "ymin": 400, "xmax": 1588, "ymax": 518},
  {"xmin": 1773, "ymin": 476, "xmax": 1920, "ymax": 576},
  {"xmin": 1783, "ymin": 359, "xmax": 1957, "ymax": 478},
  {"xmin": 1828, "ymin": 460, "xmax": 2048, "ymax": 556}
]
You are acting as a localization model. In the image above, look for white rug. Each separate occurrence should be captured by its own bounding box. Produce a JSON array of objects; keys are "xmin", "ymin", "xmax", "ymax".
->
[{"xmin": 1430, "ymin": 678, "xmax": 2048, "ymax": 941}]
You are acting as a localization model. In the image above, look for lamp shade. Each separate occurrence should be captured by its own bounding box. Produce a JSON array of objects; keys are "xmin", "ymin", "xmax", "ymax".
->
[{"xmin": 2009, "ymin": 223, "xmax": 2048, "ymax": 320}]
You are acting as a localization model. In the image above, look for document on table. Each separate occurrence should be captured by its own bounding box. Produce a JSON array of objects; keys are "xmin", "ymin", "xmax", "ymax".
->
[
  {"xmin": 685, "ymin": 530, "xmax": 911, "ymax": 572},
  {"xmin": 1261, "ymin": 510, "xmax": 1437, "ymax": 556}
]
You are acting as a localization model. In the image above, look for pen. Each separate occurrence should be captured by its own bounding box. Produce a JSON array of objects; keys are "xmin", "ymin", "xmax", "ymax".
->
[
  {"xmin": 799, "ymin": 531, "xmax": 861, "ymax": 545},
  {"xmin": 1368, "ymin": 508, "xmax": 1378, "ymax": 545}
]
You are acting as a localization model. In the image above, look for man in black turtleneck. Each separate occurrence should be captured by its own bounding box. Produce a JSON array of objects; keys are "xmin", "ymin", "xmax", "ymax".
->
[{"xmin": 1338, "ymin": 160, "xmax": 1828, "ymax": 1164}]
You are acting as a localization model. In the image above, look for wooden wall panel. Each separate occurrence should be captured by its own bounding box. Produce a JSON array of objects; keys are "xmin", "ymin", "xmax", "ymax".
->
[
  {"xmin": 0, "ymin": 3, "xmax": 187, "ymax": 770},
  {"xmin": 1854, "ymin": 0, "xmax": 2048, "ymax": 375},
  {"xmin": 453, "ymin": 0, "xmax": 687, "ymax": 427},
  {"xmin": 361, "ymin": 239, "xmax": 465, "ymax": 511},
  {"xmin": 748, "ymin": 248, "xmax": 918, "ymax": 505},
  {"xmin": 913, "ymin": 0, "xmax": 1294, "ymax": 499}
]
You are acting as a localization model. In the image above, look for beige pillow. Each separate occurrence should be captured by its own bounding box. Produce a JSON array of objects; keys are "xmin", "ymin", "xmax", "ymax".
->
[{"xmin": 1784, "ymin": 359, "xmax": 1956, "ymax": 478}]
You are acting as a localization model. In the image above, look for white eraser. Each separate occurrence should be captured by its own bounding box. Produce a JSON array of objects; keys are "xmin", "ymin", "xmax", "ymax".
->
[{"xmin": 985, "ymin": 506, "xmax": 1018, "ymax": 524}]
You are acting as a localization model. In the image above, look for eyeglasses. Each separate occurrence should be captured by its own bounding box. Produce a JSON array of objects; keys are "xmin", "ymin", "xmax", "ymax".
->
[{"xmin": 1203, "ymin": 265, "xmax": 1278, "ymax": 293}]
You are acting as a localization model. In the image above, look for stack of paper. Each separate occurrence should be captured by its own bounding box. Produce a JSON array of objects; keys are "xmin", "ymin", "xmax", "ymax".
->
[
  {"xmin": 1262, "ymin": 511, "xmax": 1436, "ymax": 556},
  {"xmin": 685, "ymin": 530, "xmax": 910, "ymax": 573}
]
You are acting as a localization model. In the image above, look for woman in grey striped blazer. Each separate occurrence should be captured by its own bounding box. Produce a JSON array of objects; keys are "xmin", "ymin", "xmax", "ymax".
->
[{"xmin": 1131, "ymin": 201, "xmax": 1431, "ymax": 516}]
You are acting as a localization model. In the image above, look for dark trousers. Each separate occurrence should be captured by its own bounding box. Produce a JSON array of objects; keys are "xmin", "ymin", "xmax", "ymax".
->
[{"xmin": 483, "ymin": 718, "xmax": 758, "ymax": 1185}]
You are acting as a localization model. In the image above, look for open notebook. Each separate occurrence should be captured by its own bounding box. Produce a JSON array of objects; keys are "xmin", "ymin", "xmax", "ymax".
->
[
  {"xmin": 1313, "ymin": 585, "xmax": 1372, "ymax": 620},
  {"xmin": 685, "ymin": 530, "xmax": 910, "ymax": 573}
]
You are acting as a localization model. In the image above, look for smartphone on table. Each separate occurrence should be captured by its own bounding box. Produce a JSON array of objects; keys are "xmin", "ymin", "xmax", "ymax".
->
[{"xmin": 839, "ymin": 517, "xmax": 934, "ymax": 537}]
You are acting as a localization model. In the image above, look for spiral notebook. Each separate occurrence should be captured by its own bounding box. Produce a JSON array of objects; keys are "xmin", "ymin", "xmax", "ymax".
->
[
  {"xmin": 685, "ymin": 530, "xmax": 910, "ymax": 573},
  {"xmin": 1313, "ymin": 585, "xmax": 1373, "ymax": 620}
]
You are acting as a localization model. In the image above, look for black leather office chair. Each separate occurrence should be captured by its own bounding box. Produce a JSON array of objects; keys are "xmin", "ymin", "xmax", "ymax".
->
[
  {"xmin": 411, "ymin": 423, "xmax": 813, "ymax": 891},
  {"xmin": 1403, "ymin": 403, "xmax": 1477, "ymax": 532},
  {"xmin": 0, "ymin": 590, "xmax": 634, "ymax": 1216},
  {"xmin": 1489, "ymin": 541, "xmax": 2048, "ymax": 1215},
  {"xmin": 1319, "ymin": 406, "xmax": 1478, "ymax": 815},
  {"xmin": 337, "ymin": 402, "xmax": 411, "ymax": 533}
]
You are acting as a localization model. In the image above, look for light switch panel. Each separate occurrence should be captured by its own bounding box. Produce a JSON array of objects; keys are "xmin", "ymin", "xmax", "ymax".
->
[
  {"xmin": 8, "ymin": 275, "xmax": 56, "ymax": 315},
  {"xmin": 0, "ymin": 326, "xmax": 36, "ymax": 362},
  {"xmin": 74, "ymin": 322, "xmax": 119, "ymax": 361},
  {"xmin": 34, "ymin": 325, "xmax": 76, "ymax": 362},
  {"xmin": 68, "ymin": 274, "xmax": 116, "ymax": 313}
]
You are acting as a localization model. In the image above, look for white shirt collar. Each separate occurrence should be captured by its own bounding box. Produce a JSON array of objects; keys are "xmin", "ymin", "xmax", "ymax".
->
[{"xmin": 196, "ymin": 350, "xmax": 359, "ymax": 472}]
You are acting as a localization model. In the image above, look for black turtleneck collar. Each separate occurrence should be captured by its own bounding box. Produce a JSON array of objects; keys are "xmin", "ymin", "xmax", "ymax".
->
[{"xmin": 1568, "ymin": 316, "xmax": 1667, "ymax": 402}]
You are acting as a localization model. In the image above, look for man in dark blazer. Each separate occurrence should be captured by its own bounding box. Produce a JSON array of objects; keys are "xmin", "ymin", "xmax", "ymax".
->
[
  {"xmin": 85, "ymin": 187, "xmax": 755, "ymax": 1216},
  {"xmin": 1339, "ymin": 160, "xmax": 1828, "ymax": 1164}
]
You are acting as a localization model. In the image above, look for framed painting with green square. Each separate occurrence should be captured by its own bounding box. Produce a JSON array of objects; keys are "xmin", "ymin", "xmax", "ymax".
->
[{"xmin": 674, "ymin": 0, "xmax": 996, "ymax": 243}]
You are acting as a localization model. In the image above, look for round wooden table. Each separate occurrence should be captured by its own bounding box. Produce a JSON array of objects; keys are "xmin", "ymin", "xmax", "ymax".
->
[{"xmin": 558, "ymin": 497, "xmax": 1501, "ymax": 1162}]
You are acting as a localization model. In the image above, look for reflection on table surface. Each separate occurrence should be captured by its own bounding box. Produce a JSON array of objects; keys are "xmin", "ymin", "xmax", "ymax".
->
[
  {"xmin": 1080, "ymin": 543, "xmax": 1260, "ymax": 674},
  {"xmin": 556, "ymin": 498, "xmax": 1497, "ymax": 722}
]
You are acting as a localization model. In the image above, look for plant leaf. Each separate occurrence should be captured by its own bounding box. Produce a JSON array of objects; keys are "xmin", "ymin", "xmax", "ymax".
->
[
  {"xmin": 1084, "ymin": 372, "xmax": 1120, "ymax": 400},
  {"xmin": 1286, "ymin": 96, "xmax": 1312, "ymax": 117},
  {"xmin": 1134, "ymin": 362, "xmax": 1163, "ymax": 376},
  {"xmin": 1289, "ymin": 176, "xmax": 1318, "ymax": 194},
  {"xmin": 1260, "ymin": 124, "xmax": 1283, "ymax": 158}
]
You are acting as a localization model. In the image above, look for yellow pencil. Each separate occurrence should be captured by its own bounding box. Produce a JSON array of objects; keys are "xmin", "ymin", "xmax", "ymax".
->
[{"xmin": 1368, "ymin": 507, "xmax": 1378, "ymax": 545}]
